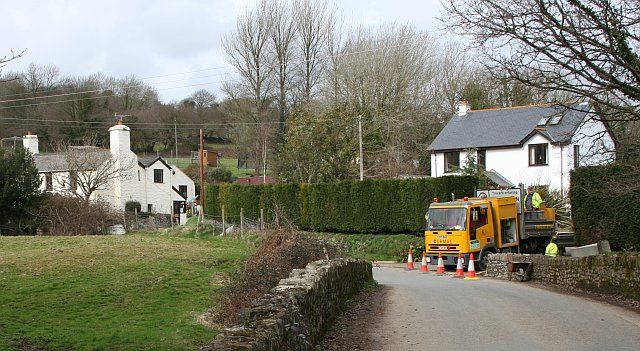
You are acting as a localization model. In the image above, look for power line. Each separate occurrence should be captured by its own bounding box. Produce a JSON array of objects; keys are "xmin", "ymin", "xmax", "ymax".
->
[
  {"xmin": 0, "ymin": 41, "xmax": 419, "ymax": 107},
  {"xmin": 0, "ymin": 116, "xmax": 280, "ymax": 126},
  {"xmin": 0, "ymin": 71, "xmax": 235, "ymax": 104},
  {"xmin": 0, "ymin": 78, "xmax": 236, "ymax": 110},
  {"xmin": 0, "ymin": 65, "xmax": 235, "ymax": 100},
  {"xmin": 0, "ymin": 118, "xmax": 290, "ymax": 130}
]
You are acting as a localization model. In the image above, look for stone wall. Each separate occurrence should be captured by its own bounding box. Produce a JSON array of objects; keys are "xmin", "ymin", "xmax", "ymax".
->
[
  {"xmin": 209, "ymin": 258, "xmax": 373, "ymax": 351},
  {"xmin": 486, "ymin": 253, "xmax": 640, "ymax": 300}
]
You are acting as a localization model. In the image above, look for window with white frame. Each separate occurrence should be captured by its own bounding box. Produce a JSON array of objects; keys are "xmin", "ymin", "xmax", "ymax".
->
[
  {"xmin": 529, "ymin": 143, "xmax": 548, "ymax": 166},
  {"xmin": 444, "ymin": 151, "xmax": 460, "ymax": 173}
]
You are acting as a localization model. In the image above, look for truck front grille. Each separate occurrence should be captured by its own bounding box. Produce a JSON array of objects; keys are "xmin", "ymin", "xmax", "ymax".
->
[{"xmin": 428, "ymin": 244, "xmax": 460, "ymax": 251}]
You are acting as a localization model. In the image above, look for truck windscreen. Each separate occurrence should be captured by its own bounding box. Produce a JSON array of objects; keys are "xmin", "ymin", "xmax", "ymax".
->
[{"xmin": 427, "ymin": 208, "xmax": 467, "ymax": 231}]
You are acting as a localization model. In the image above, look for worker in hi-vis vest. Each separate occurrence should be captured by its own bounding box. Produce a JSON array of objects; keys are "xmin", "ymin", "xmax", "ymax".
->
[
  {"xmin": 524, "ymin": 186, "xmax": 543, "ymax": 210},
  {"xmin": 545, "ymin": 235, "xmax": 559, "ymax": 257}
]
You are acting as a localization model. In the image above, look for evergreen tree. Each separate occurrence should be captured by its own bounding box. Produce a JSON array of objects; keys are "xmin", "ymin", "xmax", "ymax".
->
[{"xmin": 0, "ymin": 147, "xmax": 42, "ymax": 233}]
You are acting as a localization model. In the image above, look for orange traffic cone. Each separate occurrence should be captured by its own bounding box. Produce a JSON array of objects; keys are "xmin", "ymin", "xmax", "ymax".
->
[
  {"xmin": 453, "ymin": 253, "xmax": 465, "ymax": 278},
  {"xmin": 406, "ymin": 248, "xmax": 414, "ymax": 270},
  {"xmin": 420, "ymin": 251, "xmax": 429, "ymax": 273},
  {"xmin": 464, "ymin": 252, "xmax": 479, "ymax": 280},
  {"xmin": 436, "ymin": 252, "xmax": 445, "ymax": 275}
]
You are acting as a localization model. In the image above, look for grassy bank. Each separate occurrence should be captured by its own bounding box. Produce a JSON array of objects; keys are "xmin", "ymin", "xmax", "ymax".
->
[
  {"xmin": 328, "ymin": 233, "xmax": 422, "ymax": 261},
  {"xmin": 0, "ymin": 233, "xmax": 256, "ymax": 350}
]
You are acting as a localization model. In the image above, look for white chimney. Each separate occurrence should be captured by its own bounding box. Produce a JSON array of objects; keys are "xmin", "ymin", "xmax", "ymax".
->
[
  {"xmin": 109, "ymin": 120, "xmax": 131, "ymax": 155},
  {"xmin": 22, "ymin": 132, "xmax": 39, "ymax": 154},
  {"xmin": 457, "ymin": 100, "xmax": 469, "ymax": 116}
]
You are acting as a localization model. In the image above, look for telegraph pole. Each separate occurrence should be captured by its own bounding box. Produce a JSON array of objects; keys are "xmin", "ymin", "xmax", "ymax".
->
[
  {"xmin": 198, "ymin": 129, "xmax": 205, "ymax": 226},
  {"xmin": 263, "ymin": 138, "xmax": 267, "ymax": 184},
  {"xmin": 174, "ymin": 116, "xmax": 178, "ymax": 160},
  {"xmin": 358, "ymin": 115, "xmax": 364, "ymax": 181}
]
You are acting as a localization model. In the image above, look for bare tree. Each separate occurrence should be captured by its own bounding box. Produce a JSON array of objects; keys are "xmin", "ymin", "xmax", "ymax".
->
[
  {"xmin": 442, "ymin": 0, "xmax": 640, "ymax": 148},
  {"xmin": 0, "ymin": 49, "xmax": 26, "ymax": 82},
  {"xmin": 293, "ymin": 0, "xmax": 334, "ymax": 103},
  {"xmin": 21, "ymin": 63, "xmax": 60, "ymax": 92},
  {"xmin": 223, "ymin": 2, "xmax": 274, "ymax": 120},
  {"xmin": 189, "ymin": 89, "xmax": 218, "ymax": 109},
  {"xmin": 326, "ymin": 24, "xmax": 439, "ymax": 177},
  {"xmin": 267, "ymin": 0, "xmax": 297, "ymax": 137},
  {"xmin": 60, "ymin": 145, "xmax": 134, "ymax": 202},
  {"xmin": 323, "ymin": 13, "xmax": 346, "ymax": 105},
  {"xmin": 223, "ymin": 1, "xmax": 277, "ymax": 175}
]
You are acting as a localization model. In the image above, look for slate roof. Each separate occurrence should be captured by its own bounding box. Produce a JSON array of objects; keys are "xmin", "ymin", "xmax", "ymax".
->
[
  {"xmin": 427, "ymin": 104, "xmax": 589, "ymax": 151},
  {"xmin": 33, "ymin": 148, "xmax": 110, "ymax": 172},
  {"xmin": 483, "ymin": 169, "xmax": 515, "ymax": 188},
  {"xmin": 137, "ymin": 156, "xmax": 172, "ymax": 169}
]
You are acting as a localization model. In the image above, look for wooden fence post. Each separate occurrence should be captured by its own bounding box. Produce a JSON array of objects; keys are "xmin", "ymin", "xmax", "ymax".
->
[
  {"xmin": 260, "ymin": 208, "xmax": 264, "ymax": 231},
  {"xmin": 134, "ymin": 208, "xmax": 139, "ymax": 231},
  {"xmin": 221, "ymin": 205, "xmax": 225, "ymax": 236}
]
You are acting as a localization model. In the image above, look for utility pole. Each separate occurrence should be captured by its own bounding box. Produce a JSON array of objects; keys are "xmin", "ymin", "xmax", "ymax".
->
[
  {"xmin": 174, "ymin": 116, "xmax": 179, "ymax": 160},
  {"xmin": 263, "ymin": 138, "xmax": 267, "ymax": 184},
  {"xmin": 358, "ymin": 115, "xmax": 364, "ymax": 181},
  {"xmin": 199, "ymin": 129, "xmax": 205, "ymax": 225}
]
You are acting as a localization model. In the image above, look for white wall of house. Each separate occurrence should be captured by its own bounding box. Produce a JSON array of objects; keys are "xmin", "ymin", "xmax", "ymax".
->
[
  {"xmin": 430, "ymin": 114, "xmax": 614, "ymax": 193},
  {"xmin": 38, "ymin": 170, "xmax": 103, "ymax": 201},
  {"xmin": 142, "ymin": 162, "xmax": 174, "ymax": 214},
  {"xmin": 571, "ymin": 117, "xmax": 616, "ymax": 167},
  {"xmin": 33, "ymin": 123, "xmax": 195, "ymax": 217},
  {"xmin": 171, "ymin": 166, "xmax": 196, "ymax": 203}
]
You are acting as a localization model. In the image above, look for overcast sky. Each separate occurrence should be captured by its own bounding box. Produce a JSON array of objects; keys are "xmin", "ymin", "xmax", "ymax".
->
[{"xmin": 2, "ymin": 0, "xmax": 447, "ymax": 103}]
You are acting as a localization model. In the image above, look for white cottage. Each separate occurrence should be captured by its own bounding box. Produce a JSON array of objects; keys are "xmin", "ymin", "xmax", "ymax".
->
[
  {"xmin": 428, "ymin": 102, "xmax": 615, "ymax": 193},
  {"xmin": 18, "ymin": 122, "xmax": 195, "ymax": 223}
]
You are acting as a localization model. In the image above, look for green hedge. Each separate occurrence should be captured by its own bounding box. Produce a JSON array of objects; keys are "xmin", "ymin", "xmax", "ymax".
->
[
  {"xmin": 570, "ymin": 164, "xmax": 640, "ymax": 251},
  {"xmin": 204, "ymin": 177, "xmax": 478, "ymax": 234}
]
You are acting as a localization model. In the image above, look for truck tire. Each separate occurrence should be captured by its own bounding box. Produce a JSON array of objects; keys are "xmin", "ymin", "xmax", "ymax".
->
[{"xmin": 478, "ymin": 249, "xmax": 494, "ymax": 271}]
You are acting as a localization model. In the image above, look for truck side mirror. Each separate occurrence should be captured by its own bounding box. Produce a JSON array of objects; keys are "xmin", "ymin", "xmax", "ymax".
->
[{"xmin": 472, "ymin": 210, "xmax": 478, "ymax": 221}]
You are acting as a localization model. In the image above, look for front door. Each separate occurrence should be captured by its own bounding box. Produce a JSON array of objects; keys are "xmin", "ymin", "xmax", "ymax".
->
[{"xmin": 173, "ymin": 201, "xmax": 185, "ymax": 223}]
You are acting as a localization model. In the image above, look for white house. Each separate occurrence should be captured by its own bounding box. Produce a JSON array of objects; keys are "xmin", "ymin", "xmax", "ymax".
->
[
  {"xmin": 17, "ymin": 121, "xmax": 195, "ymax": 223},
  {"xmin": 428, "ymin": 101, "xmax": 615, "ymax": 193}
]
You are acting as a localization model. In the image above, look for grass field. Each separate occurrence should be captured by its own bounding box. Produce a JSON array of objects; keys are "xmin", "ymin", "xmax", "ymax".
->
[
  {"xmin": 0, "ymin": 233, "xmax": 256, "ymax": 351},
  {"xmin": 330, "ymin": 233, "xmax": 422, "ymax": 261}
]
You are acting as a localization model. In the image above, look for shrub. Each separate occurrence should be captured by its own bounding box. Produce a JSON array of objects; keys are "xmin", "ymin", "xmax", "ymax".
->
[
  {"xmin": 125, "ymin": 201, "xmax": 142, "ymax": 213},
  {"xmin": 204, "ymin": 176, "xmax": 478, "ymax": 233},
  {"xmin": 208, "ymin": 226, "xmax": 337, "ymax": 325},
  {"xmin": 570, "ymin": 164, "xmax": 640, "ymax": 250},
  {"xmin": 35, "ymin": 195, "xmax": 120, "ymax": 236}
]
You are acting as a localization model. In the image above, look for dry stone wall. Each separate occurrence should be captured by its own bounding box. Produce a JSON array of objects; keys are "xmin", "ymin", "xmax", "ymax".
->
[
  {"xmin": 486, "ymin": 253, "xmax": 640, "ymax": 300},
  {"xmin": 209, "ymin": 258, "xmax": 373, "ymax": 351}
]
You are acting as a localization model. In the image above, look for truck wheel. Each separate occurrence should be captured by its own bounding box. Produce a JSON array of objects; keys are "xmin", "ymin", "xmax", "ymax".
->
[{"xmin": 478, "ymin": 250, "xmax": 493, "ymax": 271}]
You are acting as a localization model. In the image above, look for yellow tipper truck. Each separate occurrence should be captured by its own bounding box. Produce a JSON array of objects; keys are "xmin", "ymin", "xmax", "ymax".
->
[{"xmin": 424, "ymin": 193, "xmax": 564, "ymax": 270}]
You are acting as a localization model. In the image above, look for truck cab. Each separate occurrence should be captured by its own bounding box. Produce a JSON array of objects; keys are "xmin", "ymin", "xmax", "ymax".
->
[{"xmin": 424, "ymin": 193, "xmax": 559, "ymax": 269}]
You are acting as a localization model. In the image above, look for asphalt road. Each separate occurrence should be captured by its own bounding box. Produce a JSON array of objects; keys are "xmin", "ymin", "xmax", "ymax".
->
[{"xmin": 370, "ymin": 266, "xmax": 640, "ymax": 351}]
